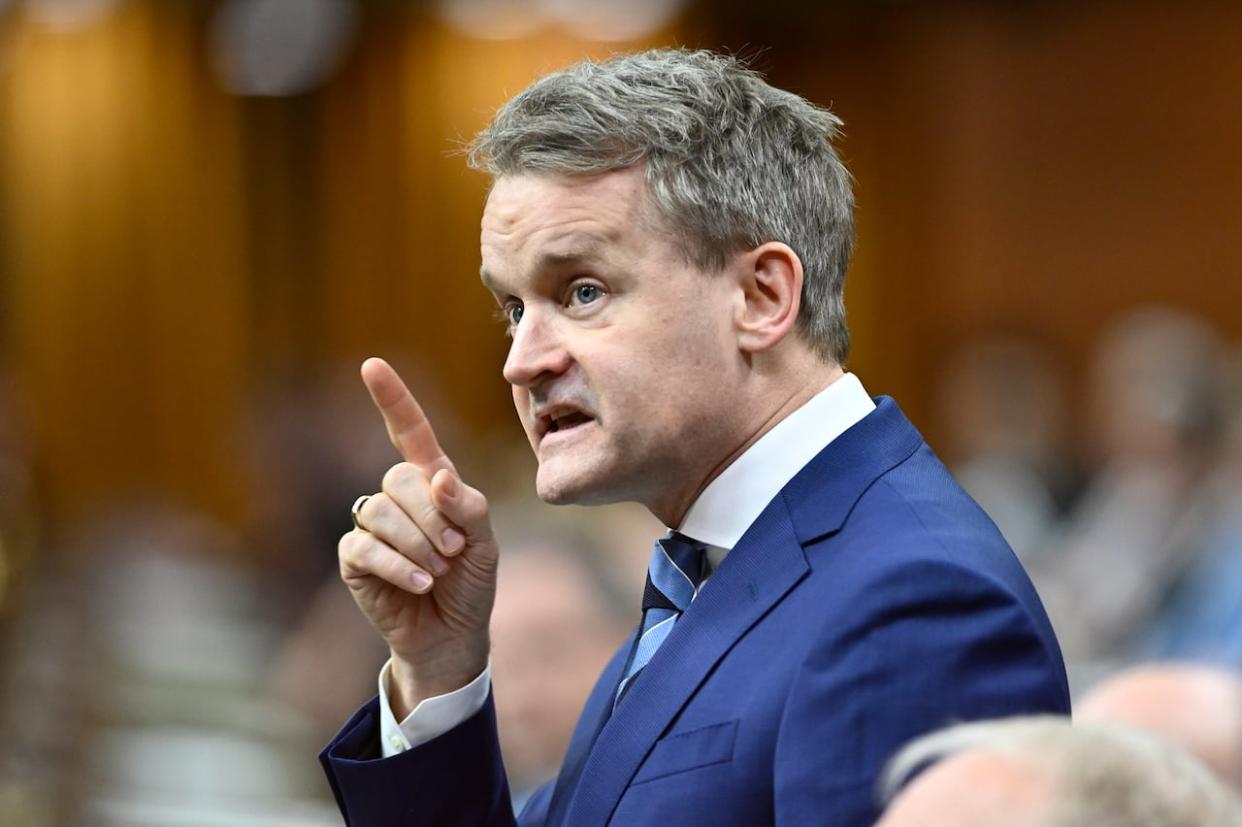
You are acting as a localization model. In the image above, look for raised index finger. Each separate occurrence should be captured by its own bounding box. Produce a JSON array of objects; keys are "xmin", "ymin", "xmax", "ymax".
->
[{"xmin": 360, "ymin": 357, "xmax": 455, "ymax": 475}]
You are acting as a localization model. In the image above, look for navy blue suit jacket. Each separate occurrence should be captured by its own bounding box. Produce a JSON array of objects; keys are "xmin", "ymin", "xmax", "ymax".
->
[{"xmin": 321, "ymin": 398, "xmax": 1070, "ymax": 825}]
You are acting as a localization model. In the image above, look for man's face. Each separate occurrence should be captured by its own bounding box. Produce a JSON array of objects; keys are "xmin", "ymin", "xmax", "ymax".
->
[{"xmin": 480, "ymin": 167, "xmax": 742, "ymax": 517}]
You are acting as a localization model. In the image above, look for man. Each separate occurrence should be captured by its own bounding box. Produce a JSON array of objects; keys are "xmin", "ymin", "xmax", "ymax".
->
[
  {"xmin": 321, "ymin": 49, "xmax": 1070, "ymax": 825},
  {"xmin": 875, "ymin": 717, "xmax": 1241, "ymax": 826}
]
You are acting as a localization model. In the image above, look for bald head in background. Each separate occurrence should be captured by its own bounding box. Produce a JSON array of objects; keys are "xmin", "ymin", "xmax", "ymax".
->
[
  {"xmin": 1078, "ymin": 663, "xmax": 1242, "ymax": 790},
  {"xmin": 877, "ymin": 716, "xmax": 1241, "ymax": 827},
  {"xmin": 877, "ymin": 749, "xmax": 1054, "ymax": 827}
]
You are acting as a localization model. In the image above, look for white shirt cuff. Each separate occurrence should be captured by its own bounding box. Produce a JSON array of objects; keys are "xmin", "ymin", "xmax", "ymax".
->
[{"xmin": 377, "ymin": 658, "xmax": 491, "ymax": 757}]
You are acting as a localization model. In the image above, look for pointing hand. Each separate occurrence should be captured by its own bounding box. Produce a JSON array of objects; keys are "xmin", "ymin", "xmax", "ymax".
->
[{"xmin": 338, "ymin": 357, "xmax": 497, "ymax": 714}]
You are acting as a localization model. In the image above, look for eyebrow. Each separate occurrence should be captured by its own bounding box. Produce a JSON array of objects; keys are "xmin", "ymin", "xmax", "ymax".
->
[{"xmin": 480, "ymin": 242, "xmax": 608, "ymax": 292}]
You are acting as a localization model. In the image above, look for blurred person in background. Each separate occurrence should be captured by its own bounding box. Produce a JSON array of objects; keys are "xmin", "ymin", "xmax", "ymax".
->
[
  {"xmin": 1030, "ymin": 307, "xmax": 1226, "ymax": 669},
  {"xmin": 321, "ymin": 49, "xmax": 1068, "ymax": 826},
  {"xmin": 1135, "ymin": 349, "xmax": 1242, "ymax": 666},
  {"xmin": 934, "ymin": 335, "xmax": 1077, "ymax": 563},
  {"xmin": 876, "ymin": 716, "xmax": 1241, "ymax": 827},
  {"xmin": 1077, "ymin": 663, "xmax": 1242, "ymax": 791},
  {"xmin": 485, "ymin": 509, "xmax": 631, "ymax": 811},
  {"xmin": 4, "ymin": 499, "xmax": 342, "ymax": 824}
]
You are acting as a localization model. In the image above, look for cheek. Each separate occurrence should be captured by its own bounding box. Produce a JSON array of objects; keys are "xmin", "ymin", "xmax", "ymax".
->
[
  {"xmin": 512, "ymin": 387, "xmax": 534, "ymax": 430},
  {"xmin": 587, "ymin": 308, "xmax": 733, "ymax": 426}
]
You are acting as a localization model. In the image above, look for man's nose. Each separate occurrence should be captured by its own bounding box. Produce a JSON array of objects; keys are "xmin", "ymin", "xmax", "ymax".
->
[{"xmin": 502, "ymin": 311, "xmax": 572, "ymax": 388}]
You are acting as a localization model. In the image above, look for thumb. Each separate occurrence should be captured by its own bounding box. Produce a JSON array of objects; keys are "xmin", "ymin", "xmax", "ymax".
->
[{"xmin": 430, "ymin": 468, "xmax": 494, "ymax": 546}]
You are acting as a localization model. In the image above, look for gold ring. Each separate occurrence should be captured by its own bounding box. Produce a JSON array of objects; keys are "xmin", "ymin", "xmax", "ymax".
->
[{"xmin": 351, "ymin": 495, "xmax": 372, "ymax": 531}]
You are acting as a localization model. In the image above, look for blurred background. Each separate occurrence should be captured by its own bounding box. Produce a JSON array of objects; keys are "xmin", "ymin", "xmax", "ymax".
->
[{"xmin": 0, "ymin": 0, "xmax": 1239, "ymax": 823}]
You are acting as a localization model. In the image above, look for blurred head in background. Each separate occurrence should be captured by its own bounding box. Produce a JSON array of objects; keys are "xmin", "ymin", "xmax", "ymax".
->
[
  {"xmin": 1078, "ymin": 663, "xmax": 1242, "ymax": 790},
  {"xmin": 1029, "ymin": 306, "xmax": 1232, "ymax": 664},
  {"xmin": 487, "ymin": 512, "xmax": 630, "ymax": 795},
  {"xmin": 877, "ymin": 717, "xmax": 1240, "ymax": 827},
  {"xmin": 1087, "ymin": 307, "xmax": 1224, "ymax": 472},
  {"xmin": 1214, "ymin": 348, "xmax": 1242, "ymax": 486},
  {"xmin": 937, "ymin": 335, "xmax": 1068, "ymax": 475},
  {"xmin": 935, "ymin": 335, "xmax": 1071, "ymax": 559}
]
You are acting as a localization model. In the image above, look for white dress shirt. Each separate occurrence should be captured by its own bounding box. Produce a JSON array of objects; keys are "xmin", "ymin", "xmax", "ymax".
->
[{"xmin": 378, "ymin": 373, "xmax": 875, "ymax": 756}]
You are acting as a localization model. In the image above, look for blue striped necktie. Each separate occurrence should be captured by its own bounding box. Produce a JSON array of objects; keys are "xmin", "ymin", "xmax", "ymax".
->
[{"xmin": 615, "ymin": 531, "xmax": 707, "ymax": 705}]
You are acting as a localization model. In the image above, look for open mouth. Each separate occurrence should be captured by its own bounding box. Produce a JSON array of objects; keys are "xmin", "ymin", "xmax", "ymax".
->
[{"xmin": 540, "ymin": 410, "xmax": 594, "ymax": 437}]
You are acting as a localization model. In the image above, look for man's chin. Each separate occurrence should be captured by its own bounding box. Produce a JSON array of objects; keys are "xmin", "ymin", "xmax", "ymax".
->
[{"xmin": 534, "ymin": 464, "xmax": 625, "ymax": 507}]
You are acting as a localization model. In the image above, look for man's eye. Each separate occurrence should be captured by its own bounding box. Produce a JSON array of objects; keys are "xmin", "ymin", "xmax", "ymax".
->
[
  {"xmin": 496, "ymin": 303, "xmax": 523, "ymax": 329},
  {"xmin": 571, "ymin": 284, "xmax": 602, "ymax": 305}
]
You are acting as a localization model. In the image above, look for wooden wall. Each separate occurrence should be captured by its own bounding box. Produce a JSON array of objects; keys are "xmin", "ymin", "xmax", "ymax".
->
[
  {"xmin": 1, "ymin": 1, "xmax": 1239, "ymax": 533},
  {"xmin": 726, "ymin": 1, "xmax": 1242, "ymax": 433}
]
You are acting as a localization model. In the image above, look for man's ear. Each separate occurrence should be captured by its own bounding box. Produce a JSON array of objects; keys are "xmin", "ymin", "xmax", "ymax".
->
[{"xmin": 734, "ymin": 242, "xmax": 803, "ymax": 354}]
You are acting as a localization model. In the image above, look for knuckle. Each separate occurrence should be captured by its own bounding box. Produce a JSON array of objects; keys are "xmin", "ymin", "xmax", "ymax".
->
[
  {"xmin": 365, "ymin": 495, "xmax": 394, "ymax": 534},
  {"xmin": 417, "ymin": 501, "xmax": 443, "ymax": 528},
  {"xmin": 401, "ymin": 528, "xmax": 432, "ymax": 560},
  {"xmin": 359, "ymin": 492, "xmax": 386, "ymax": 523},
  {"xmin": 338, "ymin": 531, "xmax": 369, "ymax": 573},
  {"xmin": 461, "ymin": 490, "xmax": 489, "ymax": 522},
  {"xmin": 356, "ymin": 536, "xmax": 383, "ymax": 569},
  {"xmin": 382, "ymin": 462, "xmax": 418, "ymax": 493},
  {"xmin": 338, "ymin": 529, "xmax": 361, "ymax": 556}
]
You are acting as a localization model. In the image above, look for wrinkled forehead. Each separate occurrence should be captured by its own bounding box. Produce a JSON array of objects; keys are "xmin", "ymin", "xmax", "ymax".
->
[
  {"xmin": 481, "ymin": 168, "xmax": 654, "ymax": 236},
  {"xmin": 479, "ymin": 167, "xmax": 671, "ymax": 284}
]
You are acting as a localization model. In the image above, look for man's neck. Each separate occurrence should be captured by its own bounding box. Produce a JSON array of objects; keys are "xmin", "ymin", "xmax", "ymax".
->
[{"xmin": 648, "ymin": 360, "xmax": 845, "ymax": 527}]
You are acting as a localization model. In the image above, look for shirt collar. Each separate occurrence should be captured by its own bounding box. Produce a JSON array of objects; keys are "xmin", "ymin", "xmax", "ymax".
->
[{"xmin": 678, "ymin": 373, "xmax": 875, "ymax": 567}]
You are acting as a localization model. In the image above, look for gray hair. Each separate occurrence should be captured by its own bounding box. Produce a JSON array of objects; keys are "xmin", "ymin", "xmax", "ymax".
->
[
  {"xmin": 880, "ymin": 716, "xmax": 1242, "ymax": 827},
  {"xmin": 467, "ymin": 49, "xmax": 855, "ymax": 364}
]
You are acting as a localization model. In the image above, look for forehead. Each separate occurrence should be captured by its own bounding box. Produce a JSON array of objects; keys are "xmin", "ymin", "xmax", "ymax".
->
[{"xmin": 479, "ymin": 168, "xmax": 659, "ymax": 283}]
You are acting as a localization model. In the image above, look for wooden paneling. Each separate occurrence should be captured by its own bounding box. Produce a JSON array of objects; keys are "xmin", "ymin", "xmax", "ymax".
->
[
  {"xmin": 751, "ymin": 3, "xmax": 1242, "ymax": 440},
  {"xmin": 0, "ymin": 3, "xmax": 249, "ymax": 524},
  {"xmin": 2, "ymin": 1, "xmax": 1240, "ymax": 534}
]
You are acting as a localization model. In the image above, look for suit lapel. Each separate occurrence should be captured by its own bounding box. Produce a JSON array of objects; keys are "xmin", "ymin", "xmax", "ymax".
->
[{"xmin": 562, "ymin": 500, "xmax": 809, "ymax": 825}]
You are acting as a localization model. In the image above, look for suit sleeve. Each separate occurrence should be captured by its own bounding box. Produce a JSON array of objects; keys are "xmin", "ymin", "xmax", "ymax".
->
[
  {"xmin": 320, "ymin": 690, "xmax": 523, "ymax": 826},
  {"xmin": 772, "ymin": 556, "xmax": 1071, "ymax": 826}
]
